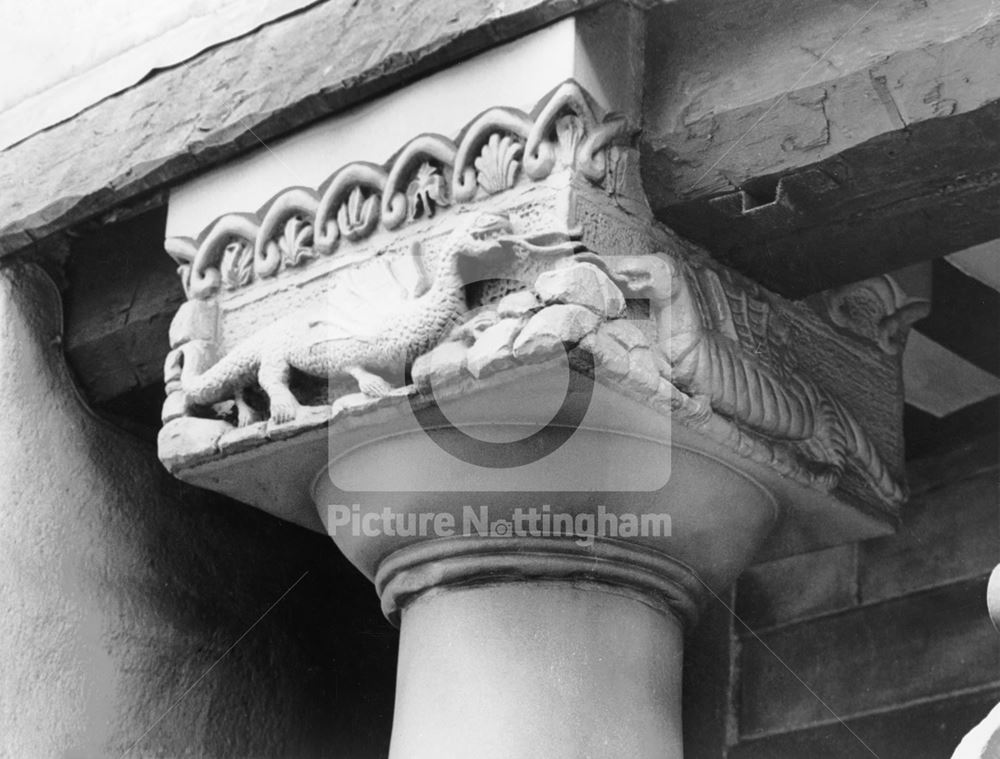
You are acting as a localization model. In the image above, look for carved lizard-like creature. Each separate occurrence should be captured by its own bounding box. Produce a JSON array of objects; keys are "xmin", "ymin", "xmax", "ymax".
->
[{"xmin": 175, "ymin": 213, "xmax": 579, "ymax": 425}]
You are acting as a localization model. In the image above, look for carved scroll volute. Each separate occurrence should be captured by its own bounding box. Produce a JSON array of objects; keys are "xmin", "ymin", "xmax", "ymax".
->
[
  {"xmin": 165, "ymin": 237, "xmax": 198, "ymax": 299},
  {"xmin": 522, "ymin": 80, "xmax": 631, "ymax": 182},
  {"xmin": 578, "ymin": 117, "xmax": 633, "ymax": 182},
  {"xmin": 825, "ymin": 275, "xmax": 931, "ymax": 355}
]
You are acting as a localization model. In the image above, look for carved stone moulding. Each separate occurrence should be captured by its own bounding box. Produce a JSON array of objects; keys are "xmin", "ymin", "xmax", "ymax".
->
[
  {"xmin": 163, "ymin": 80, "xmax": 633, "ymax": 301},
  {"xmin": 159, "ymin": 78, "xmax": 907, "ymax": 574}
]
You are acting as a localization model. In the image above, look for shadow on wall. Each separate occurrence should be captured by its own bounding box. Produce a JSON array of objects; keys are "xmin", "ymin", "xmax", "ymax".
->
[{"xmin": 0, "ymin": 262, "xmax": 397, "ymax": 759}]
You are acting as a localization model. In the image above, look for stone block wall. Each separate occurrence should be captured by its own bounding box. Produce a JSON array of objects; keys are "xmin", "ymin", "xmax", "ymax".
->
[{"xmin": 714, "ymin": 432, "xmax": 999, "ymax": 759}]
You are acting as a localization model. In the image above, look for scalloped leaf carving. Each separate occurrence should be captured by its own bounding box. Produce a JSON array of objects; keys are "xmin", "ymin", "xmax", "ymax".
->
[{"xmin": 475, "ymin": 133, "xmax": 522, "ymax": 195}]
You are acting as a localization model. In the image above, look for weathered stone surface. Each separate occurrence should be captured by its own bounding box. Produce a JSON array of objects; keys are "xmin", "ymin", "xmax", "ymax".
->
[
  {"xmin": 0, "ymin": 0, "xmax": 604, "ymax": 258},
  {"xmin": 330, "ymin": 386, "xmax": 416, "ymax": 419},
  {"xmin": 580, "ymin": 328, "xmax": 631, "ymax": 378},
  {"xmin": 158, "ymin": 417, "xmax": 229, "ymax": 471},
  {"xmin": 622, "ymin": 345, "xmax": 661, "ymax": 395},
  {"xmin": 534, "ymin": 262, "xmax": 626, "ymax": 318},
  {"xmin": 160, "ymin": 391, "xmax": 187, "ymax": 424},
  {"xmin": 907, "ymin": 432, "xmax": 1000, "ymax": 497},
  {"xmin": 412, "ymin": 341, "xmax": 469, "ymax": 392},
  {"xmin": 497, "ymin": 289, "xmax": 541, "ymax": 319},
  {"xmin": 217, "ymin": 422, "xmax": 268, "ymax": 456},
  {"xmin": 737, "ymin": 544, "xmax": 858, "ymax": 629},
  {"xmin": 512, "ymin": 304, "xmax": 601, "ymax": 362},
  {"xmin": 266, "ymin": 404, "xmax": 334, "ymax": 441},
  {"xmin": 729, "ymin": 687, "xmax": 1000, "ymax": 759},
  {"xmin": 859, "ymin": 471, "xmax": 999, "ymax": 604},
  {"xmin": 466, "ymin": 318, "xmax": 523, "ymax": 379},
  {"xmin": 599, "ymin": 319, "xmax": 650, "ymax": 350},
  {"xmin": 330, "ymin": 391, "xmax": 376, "ymax": 416},
  {"xmin": 452, "ymin": 308, "xmax": 501, "ymax": 345},
  {"xmin": 739, "ymin": 577, "xmax": 999, "ymax": 738}
]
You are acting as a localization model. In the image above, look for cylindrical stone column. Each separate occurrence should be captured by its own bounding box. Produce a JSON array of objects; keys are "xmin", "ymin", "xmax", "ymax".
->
[{"xmin": 379, "ymin": 539, "xmax": 693, "ymax": 759}]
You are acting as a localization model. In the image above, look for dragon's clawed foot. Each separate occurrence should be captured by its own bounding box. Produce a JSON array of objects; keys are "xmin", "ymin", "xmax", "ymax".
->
[
  {"xmin": 235, "ymin": 392, "xmax": 263, "ymax": 427},
  {"xmin": 269, "ymin": 398, "xmax": 300, "ymax": 425},
  {"xmin": 350, "ymin": 368, "xmax": 394, "ymax": 397}
]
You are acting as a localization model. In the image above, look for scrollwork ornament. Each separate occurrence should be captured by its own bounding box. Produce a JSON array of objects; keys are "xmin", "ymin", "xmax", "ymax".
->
[{"xmin": 165, "ymin": 80, "xmax": 634, "ymax": 297}]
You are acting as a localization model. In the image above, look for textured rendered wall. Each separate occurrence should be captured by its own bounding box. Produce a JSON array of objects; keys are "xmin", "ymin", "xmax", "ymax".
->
[{"xmin": 0, "ymin": 261, "xmax": 396, "ymax": 756}]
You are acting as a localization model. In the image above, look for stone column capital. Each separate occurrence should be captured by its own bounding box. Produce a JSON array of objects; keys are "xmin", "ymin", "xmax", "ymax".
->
[
  {"xmin": 155, "ymin": 74, "xmax": 912, "ymax": 759},
  {"xmin": 158, "ymin": 78, "xmax": 908, "ymax": 557}
]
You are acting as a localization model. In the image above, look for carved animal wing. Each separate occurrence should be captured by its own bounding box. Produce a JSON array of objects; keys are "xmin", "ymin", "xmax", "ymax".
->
[
  {"xmin": 697, "ymin": 266, "xmax": 793, "ymax": 378},
  {"xmin": 316, "ymin": 243, "xmax": 432, "ymax": 338}
]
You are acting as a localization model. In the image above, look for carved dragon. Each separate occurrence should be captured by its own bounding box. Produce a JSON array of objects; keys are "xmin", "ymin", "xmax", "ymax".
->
[
  {"xmin": 599, "ymin": 252, "xmax": 904, "ymax": 505},
  {"xmin": 170, "ymin": 213, "xmax": 580, "ymax": 425}
]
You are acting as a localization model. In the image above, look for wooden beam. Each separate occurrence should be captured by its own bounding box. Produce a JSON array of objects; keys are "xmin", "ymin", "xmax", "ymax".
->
[
  {"xmin": 641, "ymin": 0, "xmax": 1000, "ymax": 295},
  {"xmin": 652, "ymin": 105, "xmax": 1000, "ymax": 296},
  {"xmin": 643, "ymin": 0, "xmax": 1000, "ymax": 204}
]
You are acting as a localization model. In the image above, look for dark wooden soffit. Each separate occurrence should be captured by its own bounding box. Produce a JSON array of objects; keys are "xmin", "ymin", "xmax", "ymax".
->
[
  {"xmin": 0, "ymin": 0, "xmax": 606, "ymax": 258},
  {"xmin": 642, "ymin": 3, "xmax": 1000, "ymax": 297}
]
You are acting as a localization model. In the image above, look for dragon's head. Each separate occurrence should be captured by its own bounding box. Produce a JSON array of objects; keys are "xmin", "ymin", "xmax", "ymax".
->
[
  {"xmin": 452, "ymin": 212, "xmax": 585, "ymax": 263},
  {"xmin": 598, "ymin": 254, "xmax": 683, "ymax": 305}
]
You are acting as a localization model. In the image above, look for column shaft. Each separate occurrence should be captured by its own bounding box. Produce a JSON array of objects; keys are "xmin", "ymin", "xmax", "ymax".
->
[{"xmin": 390, "ymin": 582, "xmax": 685, "ymax": 759}]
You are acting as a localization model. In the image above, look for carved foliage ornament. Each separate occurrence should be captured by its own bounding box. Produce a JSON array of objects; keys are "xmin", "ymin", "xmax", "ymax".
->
[
  {"xmin": 164, "ymin": 81, "xmax": 631, "ymax": 300},
  {"xmin": 159, "ymin": 81, "xmax": 904, "ymax": 512}
]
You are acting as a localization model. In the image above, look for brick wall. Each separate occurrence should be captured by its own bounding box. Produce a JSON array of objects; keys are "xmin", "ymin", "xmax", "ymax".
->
[{"xmin": 684, "ymin": 432, "xmax": 1000, "ymax": 758}]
